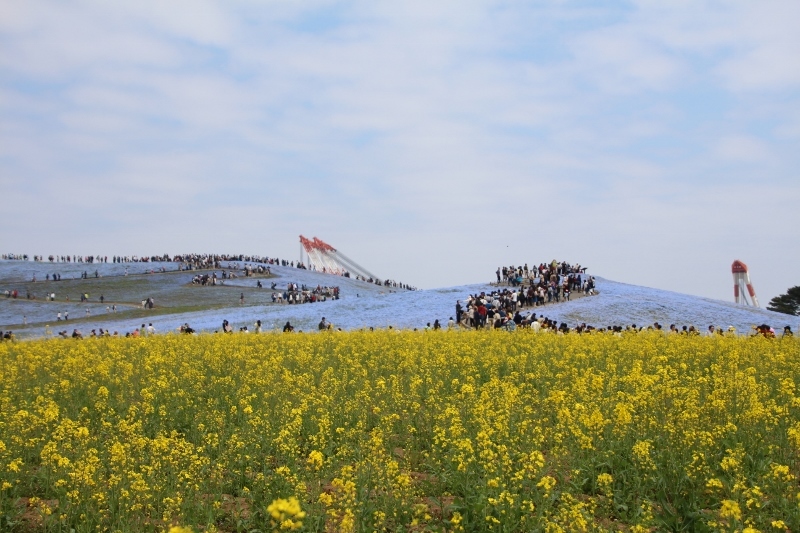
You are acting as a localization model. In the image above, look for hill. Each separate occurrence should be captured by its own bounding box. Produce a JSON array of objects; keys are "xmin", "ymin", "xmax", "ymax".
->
[{"xmin": 0, "ymin": 260, "xmax": 795, "ymax": 339}]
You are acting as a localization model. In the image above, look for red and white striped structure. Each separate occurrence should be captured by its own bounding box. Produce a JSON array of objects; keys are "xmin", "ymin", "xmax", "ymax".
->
[
  {"xmin": 732, "ymin": 260, "xmax": 759, "ymax": 307},
  {"xmin": 299, "ymin": 236, "xmax": 379, "ymax": 280}
]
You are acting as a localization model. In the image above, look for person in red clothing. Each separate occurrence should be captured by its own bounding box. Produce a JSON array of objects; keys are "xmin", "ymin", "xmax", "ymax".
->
[{"xmin": 477, "ymin": 303, "xmax": 487, "ymax": 329}]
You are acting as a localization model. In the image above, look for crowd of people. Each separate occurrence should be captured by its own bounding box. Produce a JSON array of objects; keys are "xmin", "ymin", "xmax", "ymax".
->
[
  {"xmin": 268, "ymin": 283, "xmax": 340, "ymax": 304},
  {"xmin": 449, "ymin": 261, "xmax": 597, "ymax": 330},
  {"xmin": 190, "ymin": 264, "xmax": 273, "ymax": 285},
  {"xmin": 496, "ymin": 261, "xmax": 595, "ymax": 296},
  {"xmin": 5, "ymin": 250, "xmax": 418, "ymax": 291},
  {"xmin": 2, "ymin": 316, "xmax": 794, "ymax": 342},
  {"xmin": 173, "ymin": 254, "xmax": 287, "ymax": 269},
  {"xmin": 456, "ymin": 290, "xmax": 582, "ymax": 332},
  {"xmin": 48, "ymin": 322, "xmax": 160, "ymax": 339},
  {"xmin": 452, "ymin": 280, "xmax": 796, "ymax": 336},
  {"xmin": 4, "ymin": 252, "xmax": 300, "ymax": 269},
  {"xmin": 351, "ymin": 274, "xmax": 415, "ymax": 291}
]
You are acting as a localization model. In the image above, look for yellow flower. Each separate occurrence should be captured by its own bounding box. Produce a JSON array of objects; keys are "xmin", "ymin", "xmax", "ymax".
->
[
  {"xmin": 307, "ymin": 450, "xmax": 324, "ymax": 470},
  {"xmin": 168, "ymin": 527, "xmax": 194, "ymax": 533},
  {"xmin": 719, "ymin": 499, "xmax": 742, "ymax": 521},
  {"xmin": 596, "ymin": 473, "xmax": 613, "ymax": 488},
  {"xmin": 7, "ymin": 458, "xmax": 23, "ymax": 473},
  {"xmin": 537, "ymin": 475, "xmax": 557, "ymax": 492},
  {"xmin": 267, "ymin": 497, "xmax": 306, "ymax": 530},
  {"xmin": 770, "ymin": 463, "xmax": 794, "ymax": 483}
]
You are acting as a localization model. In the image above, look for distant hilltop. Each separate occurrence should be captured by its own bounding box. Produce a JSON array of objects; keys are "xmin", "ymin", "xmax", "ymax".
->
[{"xmin": 2, "ymin": 249, "xmax": 417, "ymax": 291}]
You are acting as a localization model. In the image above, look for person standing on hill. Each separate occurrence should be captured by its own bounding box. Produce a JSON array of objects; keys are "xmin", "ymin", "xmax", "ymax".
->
[{"xmin": 477, "ymin": 303, "xmax": 487, "ymax": 329}]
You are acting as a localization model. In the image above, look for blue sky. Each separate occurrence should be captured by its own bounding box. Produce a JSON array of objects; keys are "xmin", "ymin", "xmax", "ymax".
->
[{"xmin": 1, "ymin": 0, "xmax": 799, "ymax": 304}]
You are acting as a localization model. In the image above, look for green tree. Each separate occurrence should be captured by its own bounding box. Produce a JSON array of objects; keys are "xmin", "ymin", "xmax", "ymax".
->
[{"xmin": 767, "ymin": 286, "xmax": 800, "ymax": 315}]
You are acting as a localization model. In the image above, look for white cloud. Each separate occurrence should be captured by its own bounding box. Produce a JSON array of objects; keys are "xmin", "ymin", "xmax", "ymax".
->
[
  {"xmin": 568, "ymin": 30, "xmax": 686, "ymax": 93},
  {"xmin": 713, "ymin": 135, "xmax": 771, "ymax": 163},
  {"xmin": 713, "ymin": 1, "xmax": 800, "ymax": 92}
]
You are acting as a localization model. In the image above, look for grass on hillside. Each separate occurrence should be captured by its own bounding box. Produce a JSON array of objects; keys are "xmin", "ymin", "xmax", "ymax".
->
[{"xmin": 1, "ymin": 269, "xmax": 280, "ymax": 330}]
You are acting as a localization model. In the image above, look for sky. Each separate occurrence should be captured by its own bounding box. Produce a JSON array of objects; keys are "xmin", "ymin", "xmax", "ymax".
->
[{"xmin": 1, "ymin": 0, "xmax": 798, "ymax": 304}]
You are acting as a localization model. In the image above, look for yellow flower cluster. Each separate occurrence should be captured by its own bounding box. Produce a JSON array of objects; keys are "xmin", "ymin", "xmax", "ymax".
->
[
  {"xmin": 267, "ymin": 496, "xmax": 306, "ymax": 530},
  {"xmin": 0, "ymin": 330, "xmax": 798, "ymax": 531}
]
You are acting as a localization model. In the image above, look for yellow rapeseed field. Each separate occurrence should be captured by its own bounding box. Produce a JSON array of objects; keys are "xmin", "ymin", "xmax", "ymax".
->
[{"xmin": 1, "ymin": 330, "xmax": 798, "ymax": 532}]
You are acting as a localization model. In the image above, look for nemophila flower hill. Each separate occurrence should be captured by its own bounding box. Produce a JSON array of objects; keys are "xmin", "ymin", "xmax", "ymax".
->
[{"xmin": 0, "ymin": 257, "xmax": 795, "ymax": 339}]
